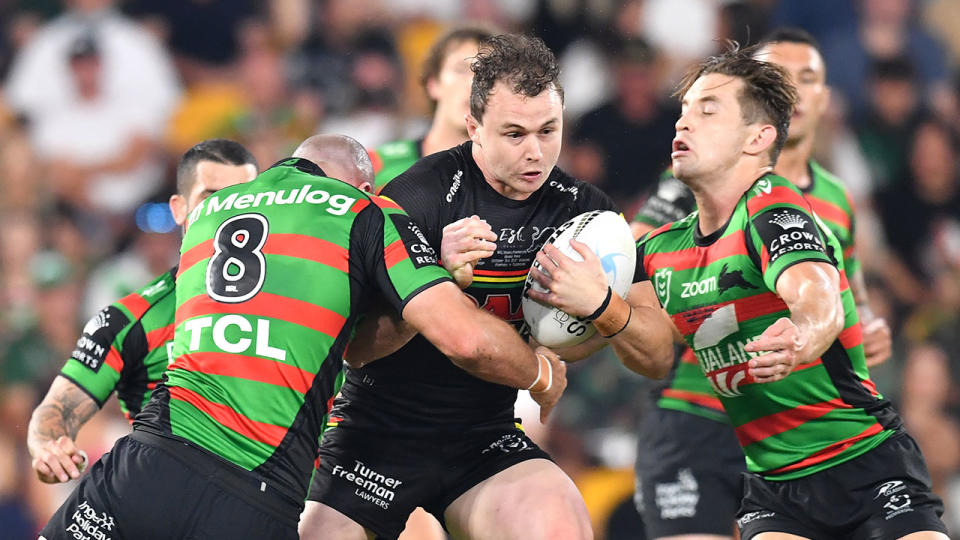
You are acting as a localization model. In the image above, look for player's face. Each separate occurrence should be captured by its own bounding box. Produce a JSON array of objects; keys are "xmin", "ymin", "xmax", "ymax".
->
[
  {"xmin": 759, "ymin": 42, "xmax": 828, "ymax": 144},
  {"xmin": 428, "ymin": 39, "xmax": 480, "ymax": 133},
  {"xmin": 169, "ymin": 161, "xmax": 258, "ymax": 226},
  {"xmin": 467, "ymin": 81, "xmax": 563, "ymax": 200},
  {"xmin": 672, "ymin": 74, "xmax": 755, "ymax": 182}
]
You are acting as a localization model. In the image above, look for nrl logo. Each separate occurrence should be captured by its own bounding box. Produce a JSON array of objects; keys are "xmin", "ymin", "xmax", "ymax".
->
[
  {"xmin": 654, "ymin": 268, "xmax": 672, "ymax": 308},
  {"xmin": 768, "ymin": 210, "xmax": 807, "ymax": 231}
]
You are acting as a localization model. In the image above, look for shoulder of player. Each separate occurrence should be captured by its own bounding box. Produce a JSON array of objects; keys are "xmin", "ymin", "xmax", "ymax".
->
[
  {"xmin": 542, "ymin": 167, "xmax": 610, "ymax": 205},
  {"xmin": 641, "ymin": 211, "xmax": 697, "ymax": 244},
  {"xmin": 381, "ymin": 144, "xmax": 465, "ymax": 201},
  {"xmin": 112, "ymin": 269, "xmax": 177, "ymax": 322},
  {"xmin": 744, "ymin": 173, "xmax": 810, "ymax": 216}
]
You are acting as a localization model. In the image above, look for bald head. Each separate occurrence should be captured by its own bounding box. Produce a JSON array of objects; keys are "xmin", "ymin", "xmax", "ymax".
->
[{"xmin": 293, "ymin": 134, "xmax": 374, "ymax": 192}]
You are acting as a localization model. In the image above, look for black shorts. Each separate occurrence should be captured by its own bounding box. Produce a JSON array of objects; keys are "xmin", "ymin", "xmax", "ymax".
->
[
  {"xmin": 634, "ymin": 408, "xmax": 746, "ymax": 538},
  {"xmin": 307, "ymin": 422, "xmax": 551, "ymax": 540},
  {"xmin": 737, "ymin": 431, "xmax": 948, "ymax": 540},
  {"xmin": 40, "ymin": 430, "xmax": 299, "ymax": 540}
]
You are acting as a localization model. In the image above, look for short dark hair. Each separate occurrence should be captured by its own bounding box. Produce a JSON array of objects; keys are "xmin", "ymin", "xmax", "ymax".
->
[
  {"xmin": 676, "ymin": 42, "xmax": 798, "ymax": 165},
  {"xmin": 176, "ymin": 139, "xmax": 258, "ymax": 195},
  {"xmin": 469, "ymin": 34, "xmax": 563, "ymax": 122},
  {"xmin": 760, "ymin": 27, "xmax": 821, "ymax": 53},
  {"xmin": 421, "ymin": 25, "xmax": 496, "ymax": 111}
]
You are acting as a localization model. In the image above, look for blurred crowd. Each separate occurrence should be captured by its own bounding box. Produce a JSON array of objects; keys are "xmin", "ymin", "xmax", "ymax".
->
[{"xmin": 0, "ymin": 0, "xmax": 958, "ymax": 538}]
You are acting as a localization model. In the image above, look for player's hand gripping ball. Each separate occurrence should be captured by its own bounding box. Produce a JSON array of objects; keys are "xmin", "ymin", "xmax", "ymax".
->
[{"xmin": 522, "ymin": 210, "xmax": 636, "ymax": 347}]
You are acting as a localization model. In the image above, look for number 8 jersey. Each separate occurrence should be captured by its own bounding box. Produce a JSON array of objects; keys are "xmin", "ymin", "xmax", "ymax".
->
[{"xmin": 135, "ymin": 158, "xmax": 452, "ymax": 504}]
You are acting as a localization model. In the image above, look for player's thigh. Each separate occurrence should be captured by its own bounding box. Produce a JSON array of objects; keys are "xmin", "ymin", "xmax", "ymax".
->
[
  {"xmin": 896, "ymin": 533, "xmax": 949, "ymax": 540},
  {"xmin": 299, "ymin": 501, "xmax": 374, "ymax": 540},
  {"xmin": 444, "ymin": 458, "xmax": 592, "ymax": 540}
]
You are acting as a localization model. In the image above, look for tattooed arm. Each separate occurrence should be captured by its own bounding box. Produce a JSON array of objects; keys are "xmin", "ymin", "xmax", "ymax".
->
[{"xmin": 27, "ymin": 376, "xmax": 99, "ymax": 483}]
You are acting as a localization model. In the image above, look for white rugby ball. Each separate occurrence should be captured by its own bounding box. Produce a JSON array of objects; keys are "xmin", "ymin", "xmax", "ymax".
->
[{"xmin": 522, "ymin": 210, "xmax": 636, "ymax": 348}]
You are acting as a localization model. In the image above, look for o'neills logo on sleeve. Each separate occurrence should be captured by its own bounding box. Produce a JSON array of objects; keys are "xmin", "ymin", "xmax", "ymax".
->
[{"xmin": 189, "ymin": 185, "xmax": 357, "ymax": 225}]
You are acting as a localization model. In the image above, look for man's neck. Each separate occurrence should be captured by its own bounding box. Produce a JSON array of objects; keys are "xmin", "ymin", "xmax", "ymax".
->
[
  {"xmin": 776, "ymin": 135, "xmax": 814, "ymax": 190},
  {"xmin": 422, "ymin": 120, "xmax": 469, "ymax": 156},
  {"xmin": 690, "ymin": 161, "xmax": 772, "ymax": 236}
]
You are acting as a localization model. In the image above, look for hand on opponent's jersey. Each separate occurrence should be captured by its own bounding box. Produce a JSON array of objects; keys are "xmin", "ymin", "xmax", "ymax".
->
[
  {"xmin": 441, "ymin": 215, "xmax": 498, "ymax": 288},
  {"xmin": 528, "ymin": 347, "xmax": 567, "ymax": 423},
  {"xmin": 526, "ymin": 239, "xmax": 609, "ymax": 318},
  {"xmin": 744, "ymin": 317, "xmax": 808, "ymax": 383}
]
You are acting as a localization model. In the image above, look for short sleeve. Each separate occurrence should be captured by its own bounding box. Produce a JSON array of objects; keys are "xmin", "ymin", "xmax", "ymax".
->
[
  {"xmin": 355, "ymin": 197, "xmax": 453, "ymax": 313},
  {"xmin": 59, "ymin": 305, "xmax": 131, "ymax": 406},
  {"xmin": 746, "ymin": 183, "xmax": 834, "ymax": 292}
]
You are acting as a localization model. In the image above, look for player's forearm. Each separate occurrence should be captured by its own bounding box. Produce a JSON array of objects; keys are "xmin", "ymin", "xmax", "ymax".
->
[
  {"xmin": 447, "ymin": 310, "xmax": 541, "ymax": 389},
  {"xmin": 594, "ymin": 297, "xmax": 673, "ymax": 378},
  {"xmin": 27, "ymin": 377, "xmax": 98, "ymax": 458}
]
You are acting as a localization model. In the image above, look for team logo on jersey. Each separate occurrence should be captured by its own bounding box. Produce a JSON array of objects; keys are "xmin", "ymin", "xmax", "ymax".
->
[
  {"xmin": 654, "ymin": 268, "xmax": 672, "ymax": 308},
  {"xmin": 391, "ymin": 215, "xmax": 438, "ymax": 269},
  {"xmin": 717, "ymin": 264, "xmax": 757, "ymax": 294},
  {"xmin": 445, "ymin": 170, "xmax": 463, "ymax": 202},
  {"xmin": 72, "ymin": 306, "xmax": 127, "ymax": 372},
  {"xmin": 768, "ymin": 210, "xmax": 807, "ymax": 231},
  {"xmin": 82, "ymin": 309, "xmax": 110, "ymax": 337},
  {"xmin": 753, "ymin": 178, "xmax": 772, "ymax": 196}
]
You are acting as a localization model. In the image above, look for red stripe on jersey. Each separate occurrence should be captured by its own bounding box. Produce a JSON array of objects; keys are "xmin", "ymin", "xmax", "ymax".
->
[
  {"xmin": 793, "ymin": 359, "xmax": 823, "ymax": 372},
  {"xmin": 805, "ymin": 195, "xmax": 851, "ymax": 232},
  {"xmin": 368, "ymin": 149, "xmax": 384, "ymax": 173},
  {"xmin": 645, "ymin": 230, "xmax": 748, "ymax": 275},
  {"xmin": 860, "ymin": 377, "xmax": 880, "ymax": 397},
  {"xmin": 746, "ymin": 186, "xmax": 807, "ymax": 215},
  {"xmin": 118, "ymin": 293, "xmax": 150, "ymax": 319},
  {"xmin": 169, "ymin": 386, "xmax": 287, "ymax": 447},
  {"xmin": 176, "ymin": 293, "xmax": 347, "ymax": 338},
  {"xmin": 265, "ymin": 234, "xmax": 349, "ymax": 272},
  {"xmin": 383, "ymin": 239, "xmax": 409, "ymax": 269},
  {"xmin": 146, "ymin": 323, "xmax": 174, "ymax": 353},
  {"xmin": 104, "ymin": 346, "xmax": 123, "ymax": 373},
  {"xmin": 680, "ymin": 348, "xmax": 697, "ymax": 364},
  {"xmin": 763, "ymin": 422, "xmax": 884, "ymax": 475},
  {"xmin": 735, "ymin": 398, "xmax": 850, "ymax": 447},
  {"xmin": 369, "ymin": 195, "xmax": 403, "ymax": 211},
  {"xmin": 646, "ymin": 221, "xmax": 675, "ymax": 241},
  {"xmin": 172, "ymin": 352, "xmax": 314, "ymax": 395},
  {"xmin": 179, "ymin": 239, "xmax": 214, "ymax": 277},
  {"xmin": 843, "ymin": 245, "xmax": 855, "ymax": 260},
  {"xmin": 473, "ymin": 268, "xmax": 530, "ymax": 277},
  {"xmin": 661, "ymin": 389, "xmax": 725, "ymax": 411},
  {"xmin": 838, "ymin": 323, "xmax": 863, "ymax": 350},
  {"xmin": 350, "ymin": 199, "xmax": 370, "ymax": 213},
  {"xmin": 671, "ymin": 292, "xmax": 787, "ymax": 337}
]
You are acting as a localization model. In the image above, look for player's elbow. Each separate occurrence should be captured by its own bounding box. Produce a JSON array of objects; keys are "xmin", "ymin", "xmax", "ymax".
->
[{"xmin": 436, "ymin": 332, "xmax": 484, "ymax": 371}]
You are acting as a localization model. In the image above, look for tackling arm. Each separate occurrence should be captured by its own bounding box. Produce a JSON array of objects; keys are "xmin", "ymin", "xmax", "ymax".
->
[{"xmin": 27, "ymin": 376, "xmax": 99, "ymax": 483}]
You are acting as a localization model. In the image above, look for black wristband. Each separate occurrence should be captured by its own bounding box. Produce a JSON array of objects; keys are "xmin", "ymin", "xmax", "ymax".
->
[
  {"xmin": 600, "ymin": 306, "xmax": 632, "ymax": 338},
  {"xmin": 585, "ymin": 286, "xmax": 613, "ymax": 322}
]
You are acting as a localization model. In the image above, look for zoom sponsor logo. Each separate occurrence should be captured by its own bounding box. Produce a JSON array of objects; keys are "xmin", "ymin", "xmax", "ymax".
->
[{"xmin": 680, "ymin": 276, "xmax": 716, "ymax": 299}]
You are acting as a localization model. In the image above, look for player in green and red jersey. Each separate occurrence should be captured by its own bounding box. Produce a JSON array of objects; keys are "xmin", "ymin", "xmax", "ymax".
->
[
  {"xmin": 40, "ymin": 135, "xmax": 567, "ymax": 540},
  {"xmin": 27, "ymin": 139, "xmax": 258, "ymax": 485},
  {"xmin": 631, "ymin": 44, "xmax": 946, "ymax": 540},
  {"xmin": 370, "ymin": 25, "xmax": 494, "ymax": 189},
  {"xmin": 629, "ymin": 29, "xmax": 894, "ymax": 540}
]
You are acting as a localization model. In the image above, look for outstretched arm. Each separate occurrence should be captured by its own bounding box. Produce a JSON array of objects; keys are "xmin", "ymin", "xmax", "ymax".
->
[
  {"xmin": 27, "ymin": 376, "xmax": 99, "ymax": 483},
  {"xmin": 745, "ymin": 261, "xmax": 845, "ymax": 382}
]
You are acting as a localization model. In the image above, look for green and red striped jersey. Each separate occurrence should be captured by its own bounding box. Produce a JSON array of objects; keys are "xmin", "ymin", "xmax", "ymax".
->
[
  {"xmin": 135, "ymin": 158, "xmax": 452, "ymax": 502},
  {"xmin": 635, "ymin": 162, "xmax": 862, "ymax": 423},
  {"xmin": 370, "ymin": 139, "xmax": 423, "ymax": 190},
  {"xmin": 60, "ymin": 269, "xmax": 176, "ymax": 421},
  {"xmin": 637, "ymin": 173, "xmax": 900, "ymax": 480}
]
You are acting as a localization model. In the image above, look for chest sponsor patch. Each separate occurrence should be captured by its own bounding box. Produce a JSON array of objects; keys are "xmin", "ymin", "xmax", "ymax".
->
[
  {"xmin": 71, "ymin": 306, "xmax": 130, "ymax": 372},
  {"xmin": 754, "ymin": 207, "xmax": 826, "ymax": 265}
]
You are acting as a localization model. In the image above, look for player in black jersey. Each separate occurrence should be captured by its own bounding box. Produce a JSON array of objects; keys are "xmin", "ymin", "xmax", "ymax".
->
[
  {"xmin": 302, "ymin": 33, "xmax": 673, "ymax": 540},
  {"xmin": 27, "ymin": 139, "xmax": 258, "ymax": 485}
]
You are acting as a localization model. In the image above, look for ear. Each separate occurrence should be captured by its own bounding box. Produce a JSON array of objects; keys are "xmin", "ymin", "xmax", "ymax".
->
[
  {"xmin": 466, "ymin": 113, "xmax": 480, "ymax": 145},
  {"xmin": 169, "ymin": 194, "xmax": 187, "ymax": 226},
  {"xmin": 426, "ymin": 77, "xmax": 441, "ymax": 102},
  {"xmin": 358, "ymin": 181, "xmax": 373, "ymax": 194},
  {"xmin": 744, "ymin": 124, "xmax": 778, "ymax": 158}
]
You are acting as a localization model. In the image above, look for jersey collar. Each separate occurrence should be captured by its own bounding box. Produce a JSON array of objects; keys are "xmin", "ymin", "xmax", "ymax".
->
[{"xmin": 269, "ymin": 157, "xmax": 328, "ymax": 178}]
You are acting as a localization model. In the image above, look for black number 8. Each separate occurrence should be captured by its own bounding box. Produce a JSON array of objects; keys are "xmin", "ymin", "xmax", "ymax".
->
[{"xmin": 206, "ymin": 213, "xmax": 268, "ymax": 302}]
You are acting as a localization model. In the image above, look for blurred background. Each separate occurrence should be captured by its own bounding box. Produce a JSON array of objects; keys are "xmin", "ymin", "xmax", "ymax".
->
[{"xmin": 0, "ymin": 0, "xmax": 958, "ymax": 538}]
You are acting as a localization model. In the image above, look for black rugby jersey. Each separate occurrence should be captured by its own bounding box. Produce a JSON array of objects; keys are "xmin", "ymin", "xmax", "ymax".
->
[{"xmin": 333, "ymin": 141, "xmax": 618, "ymax": 431}]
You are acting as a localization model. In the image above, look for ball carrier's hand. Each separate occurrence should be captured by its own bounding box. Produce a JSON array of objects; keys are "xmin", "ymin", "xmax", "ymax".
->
[
  {"xmin": 526, "ymin": 239, "xmax": 609, "ymax": 317},
  {"xmin": 527, "ymin": 347, "xmax": 567, "ymax": 423},
  {"xmin": 744, "ymin": 317, "xmax": 807, "ymax": 383},
  {"xmin": 441, "ymin": 215, "xmax": 497, "ymax": 288}
]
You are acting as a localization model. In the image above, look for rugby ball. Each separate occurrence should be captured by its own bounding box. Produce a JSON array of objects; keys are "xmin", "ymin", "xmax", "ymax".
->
[{"xmin": 522, "ymin": 210, "xmax": 636, "ymax": 348}]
